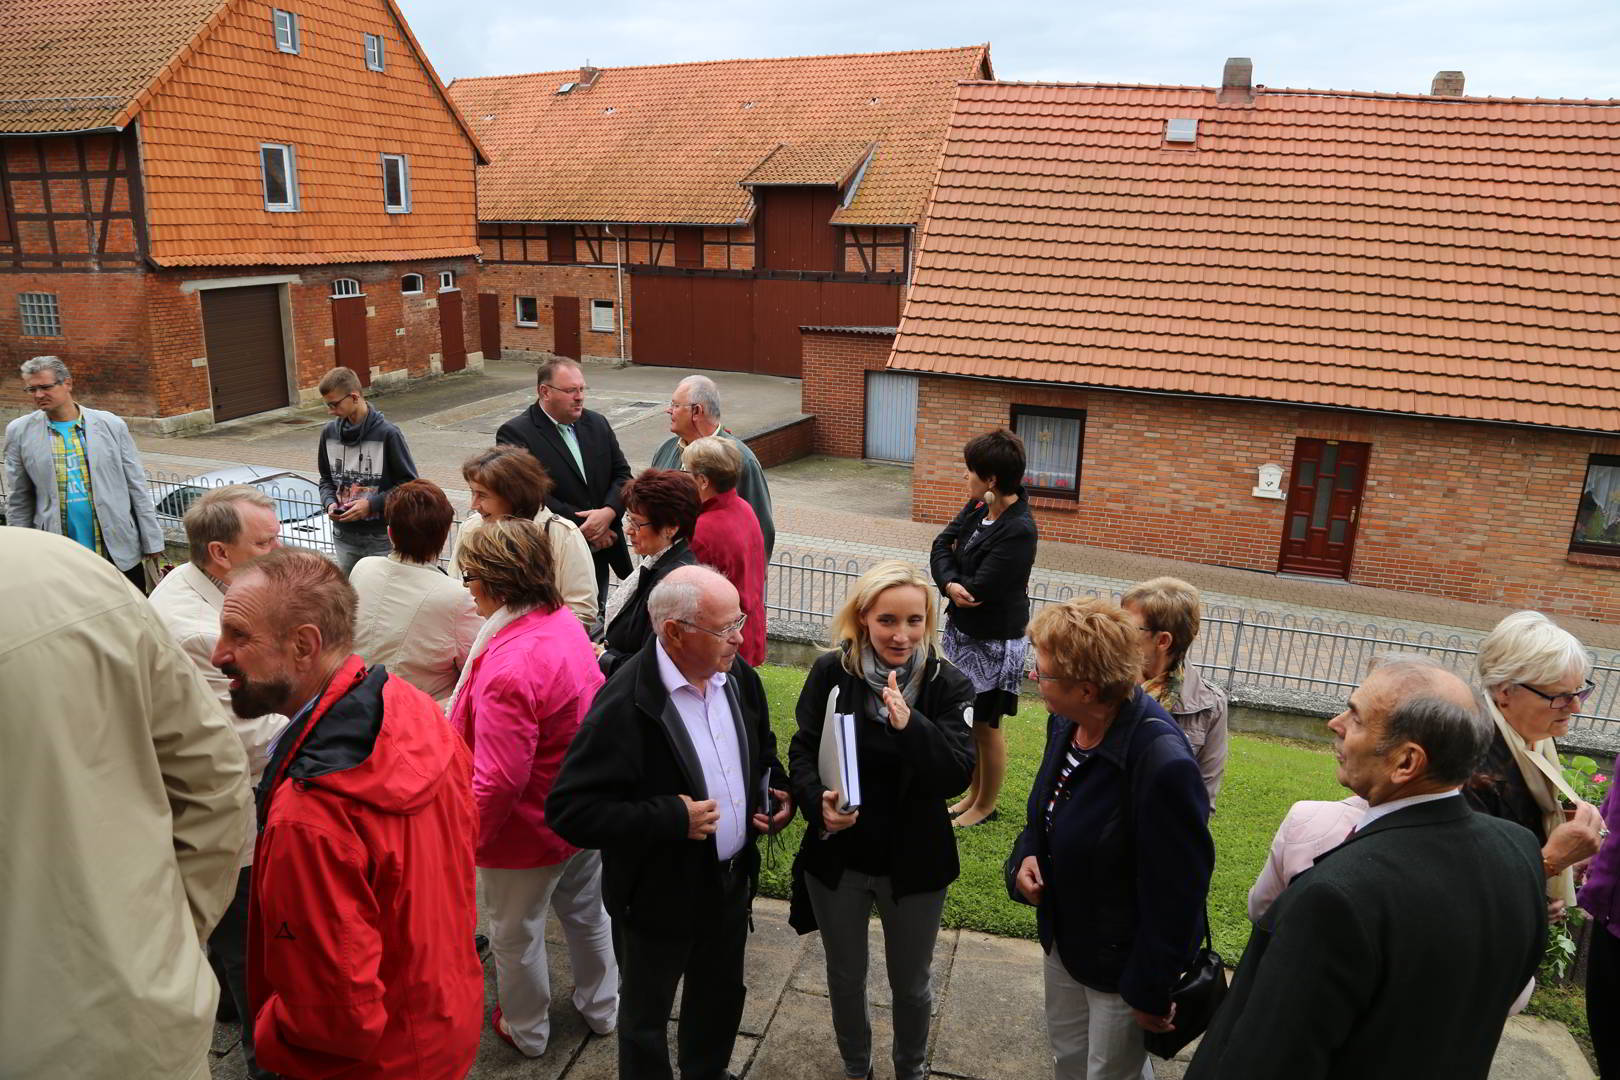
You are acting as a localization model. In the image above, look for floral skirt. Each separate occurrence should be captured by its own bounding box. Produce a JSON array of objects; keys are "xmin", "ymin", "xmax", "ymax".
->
[{"xmin": 941, "ymin": 623, "xmax": 1028, "ymax": 728}]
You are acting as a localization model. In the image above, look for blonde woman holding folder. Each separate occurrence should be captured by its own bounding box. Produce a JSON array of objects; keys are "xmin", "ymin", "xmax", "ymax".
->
[{"xmin": 787, "ymin": 561, "xmax": 977, "ymax": 1080}]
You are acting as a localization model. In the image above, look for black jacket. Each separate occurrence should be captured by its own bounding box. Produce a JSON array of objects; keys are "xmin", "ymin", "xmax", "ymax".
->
[
  {"xmin": 787, "ymin": 649, "xmax": 976, "ymax": 909},
  {"xmin": 1463, "ymin": 727, "xmax": 1548, "ymax": 844},
  {"xmin": 1007, "ymin": 690, "xmax": 1212, "ymax": 1016},
  {"xmin": 496, "ymin": 403, "xmax": 633, "ymax": 578},
  {"xmin": 929, "ymin": 496, "xmax": 1038, "ymax": 640},
  {"xmin": 546, "ymin": 638, "xmax": 786, "ymax": 932},
  {"xmin": 1186, "ymin": 796, "xmax": 1546, "ymax": 1080},
  {"xmin": 316, "ymin": 407, "xmax": 418, "ymax": 539},
  {"xmin": 598, "ymin": 540, "xmax": 697, "ymax": 676}
]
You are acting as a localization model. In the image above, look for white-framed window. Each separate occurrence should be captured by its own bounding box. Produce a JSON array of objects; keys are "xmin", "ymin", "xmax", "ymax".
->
[
  {"xmin": 364, "ymin": 33, "xmax": 385, "ymax": 72},
  {"xmin": 19, "ymin": 292, "xmax": 61, "ymax": 336},
  {"xmin": 260, "ymin": 143, "xmax": 299, "ymax": 212},
  {"xmin": 331, "ymin": 278, "xmax": 362, "ymax": 298},
  {"xmin": 515, "ymin": 296, "xmax": 538, "ymax": 326},
  {"xmin": 381, "ymin": 154, "xmax": 410, "ymax": 213},
  {"xmin": 271, "ymin": 8, "xmax": 300, "ymax": 53},
  {"xmin": 400, "ymin": 273, "xmax": 423, "ymax": 294},
  {"xmin": 1012, "ymin": 405, "xmax": 1085, "ymax": 499},
  {"xmin": 438, "ymin": 270, "xmax": 456, "ymax": 291},
  {"xmin": 590, "ymin": 299, "xmax": 615, "ymax": 332}
]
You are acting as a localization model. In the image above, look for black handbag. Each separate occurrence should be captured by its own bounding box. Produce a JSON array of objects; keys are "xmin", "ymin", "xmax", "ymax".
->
[{"xmin": 1143, "ymin": 910, "xmax": 1227, "ymax": 1060}]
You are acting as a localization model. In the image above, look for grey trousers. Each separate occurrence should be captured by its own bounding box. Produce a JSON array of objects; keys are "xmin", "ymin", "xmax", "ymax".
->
[
  {"xmin": 805, "ymin": 869, "xmax": 946, "ymax": 1080},
  {"xmin": 332, "ymin": 530, "xmax": 392, "ymax": 577},
  {"xmin": 1043, "ymin": 950, "xmax": 1154, "ymax": 1080}
]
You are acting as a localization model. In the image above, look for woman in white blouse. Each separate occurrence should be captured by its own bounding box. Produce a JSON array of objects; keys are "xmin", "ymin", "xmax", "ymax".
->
[{"xmin": 350, "ymin": 479, "xmax": 482, "ymax": 708}]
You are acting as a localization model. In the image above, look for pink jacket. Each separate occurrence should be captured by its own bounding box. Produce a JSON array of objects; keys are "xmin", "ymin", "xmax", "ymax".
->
[
  {"xmin": 448, "ymin": 607, "xmax": 604, "ymax": 869},
  {"xmin": 1247, "ymin": 797, "xmax": 1367, "ymax": 922}
]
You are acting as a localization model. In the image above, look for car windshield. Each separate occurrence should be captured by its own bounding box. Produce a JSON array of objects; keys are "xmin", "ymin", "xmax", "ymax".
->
[{"xmin": 156, "ymin": 480, "xmax": 321, "ymax": 524}]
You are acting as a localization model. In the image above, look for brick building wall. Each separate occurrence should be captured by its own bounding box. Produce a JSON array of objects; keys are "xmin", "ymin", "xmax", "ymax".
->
[
  {"xmin": 800, "ymin": 328, "xmax": 895, "ymax": 456},
  {"xmin": 478, "ymin": 263, "xmax": 626, "ymax": 361},
  {"xmin": 2, "ymin": 272, "xmax": 153, "ymax": 415},
  {"xmin": 908, "ymin": 376, "xmax": 1620, "ymax": 623}
]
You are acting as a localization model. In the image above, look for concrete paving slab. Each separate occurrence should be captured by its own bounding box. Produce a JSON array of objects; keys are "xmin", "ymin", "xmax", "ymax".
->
[
  {"xmin": 561, "ymin": 1024, "xmax": 757, "ymax": 1079},
  {"xmin": 789, "ymin": 918, "xmax": 959, "ymax": 1019},
  {"xmin": 1491, "ymin": 1016, "xmax": 1596, "ymax": 1080},
  {"xmin": 738, "ymin": 899, "xmax": 812, "ymax": 1037},
  {"xmin": 929, "ymin": 930, "xmax": 1048, "ymax": 1080},
  {"xmin": 749, "ymin": 988, "xmax": 894, "ymax": 1080}
]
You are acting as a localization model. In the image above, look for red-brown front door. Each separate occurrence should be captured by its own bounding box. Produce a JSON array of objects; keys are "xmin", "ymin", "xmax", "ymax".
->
[
  {"xmin": 1278, "ymin": 437, "xmax": 1371, "ymax": 578},
  {"xmin": 331, "ymin": 295, "xmax": 370, "ymax": 385},
  {"xmin": 439, "ymin": 289, "xmax": 466, "ymax": 372},
  {"xmin": 553, "ymin": 295, "xmax": 580, "ymax": 360},
  {"xmin": 478, "ymin": 293, "xmax": 501, "ymax": 361}
]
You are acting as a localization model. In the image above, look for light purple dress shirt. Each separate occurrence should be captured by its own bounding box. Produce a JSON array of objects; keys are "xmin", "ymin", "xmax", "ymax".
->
[{"xmin": 656, "ymin": 641, "xmax": 748, "ymax": 860}]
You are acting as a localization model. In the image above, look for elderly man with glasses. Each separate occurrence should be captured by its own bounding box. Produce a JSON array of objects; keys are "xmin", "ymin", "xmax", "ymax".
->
[
  {"xmin": 5, "ymin": 356, "xmax": 164, "ymax": 591},
  {"xmin": 496, "ymin": 358, "xmax": 632, "ymax": 606},
  {"xmin": 650, "ymin": 374, "xmax": 775, "ymax": 557},
  {"xmin": 549, "ymin": 565, "xmax": 792, "ymax": 1080}
]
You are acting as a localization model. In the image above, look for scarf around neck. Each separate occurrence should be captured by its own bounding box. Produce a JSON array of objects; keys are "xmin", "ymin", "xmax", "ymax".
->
[
  {"xmin": 1483, "ymin": 694, "xmax": 1581, "ymax": 905},
  {"xmin": 445, "ymin": 603, "xmax": 531, "ymax": 716},
  {"xmin": 858, "ymin": 641, "xmax": 926, "ymax": 722}
]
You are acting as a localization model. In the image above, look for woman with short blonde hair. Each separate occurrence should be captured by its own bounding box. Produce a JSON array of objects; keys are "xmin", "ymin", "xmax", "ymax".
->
[
  {"xmin": 1011, "ymin": 598, "xmax": 1211, "ymax": 1080},
  {"xmin": 788, "ymin": 560, "xmax": 975, "ymax": 1080},
  {"xmin": 1120, "ymin": 577, "xmax": 1229, "ymax": 809}
]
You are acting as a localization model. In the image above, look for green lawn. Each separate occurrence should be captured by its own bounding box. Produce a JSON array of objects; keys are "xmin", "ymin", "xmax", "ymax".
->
[{"xmin": 754, "ymin": 664, "xmax": 1342, "ymax": 957}]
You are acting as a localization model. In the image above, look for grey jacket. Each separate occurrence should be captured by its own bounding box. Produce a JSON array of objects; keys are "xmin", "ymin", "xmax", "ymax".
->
[
  {"xmin": 1171, "ymin": 664, "xmax": 1230, "ymax": 811},
  {"xmin": 651, "ymin": 429, "xmax": 775, "ymax": 557},
  {"xmin": 4, "ymin": 406, "xmax": 164, "ymax": 571}
]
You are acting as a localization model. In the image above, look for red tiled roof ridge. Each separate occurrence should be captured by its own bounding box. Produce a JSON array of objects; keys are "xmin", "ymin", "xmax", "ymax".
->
[
  {"xmin": 956, "ymin": 78, "xmax": 1620, "ymax": 108},
  {"xmin": 450, "ymin": 43, "xmax": 989, "ymax": 86}
]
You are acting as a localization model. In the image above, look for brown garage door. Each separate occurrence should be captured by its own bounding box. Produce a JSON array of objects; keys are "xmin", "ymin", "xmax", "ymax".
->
[{"xmin": 203, "ymin": 285, "xmax": 289, "ymax": 421}]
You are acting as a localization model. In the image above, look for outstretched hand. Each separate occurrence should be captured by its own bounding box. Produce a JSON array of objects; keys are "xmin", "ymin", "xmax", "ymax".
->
[{"xmin": 881, "ymin": 671, "xmax": 910, "ymax": 730}]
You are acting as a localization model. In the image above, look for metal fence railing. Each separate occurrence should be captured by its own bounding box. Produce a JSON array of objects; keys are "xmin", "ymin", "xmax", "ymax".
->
[{"xmin": 18, "ymin": 469, "xmax": 1615, "ymax": 733}]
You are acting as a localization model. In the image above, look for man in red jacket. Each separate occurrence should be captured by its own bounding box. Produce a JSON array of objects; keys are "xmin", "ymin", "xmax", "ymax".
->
[{"xmin": 212, "ymin": 548, "xmax": 483, "ymax": 1079}]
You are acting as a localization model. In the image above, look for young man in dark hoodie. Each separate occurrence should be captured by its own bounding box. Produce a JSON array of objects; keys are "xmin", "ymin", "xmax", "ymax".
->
[{"xmin": 316, "ymin": 367, "xmax": 418, "ymax": 575}]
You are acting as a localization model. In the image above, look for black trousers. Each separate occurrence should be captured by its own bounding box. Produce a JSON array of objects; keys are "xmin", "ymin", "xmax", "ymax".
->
[
  {"xmin": 209, "ymin": 867, "xmax": 274, "ymax": 1079},
  {"xmin": 613, "ymin": 865, "xmax": 750, "ymax": 1080},
  {"xmin": 1589, "ymin": 922, "xmax": 1619, "ymax": 1077}
]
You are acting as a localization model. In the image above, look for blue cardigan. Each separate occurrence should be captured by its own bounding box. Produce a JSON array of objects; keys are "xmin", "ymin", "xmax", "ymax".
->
[{"xmin": 1008, "ymin": 689, "xmax": 1213, "ymax": 1016}]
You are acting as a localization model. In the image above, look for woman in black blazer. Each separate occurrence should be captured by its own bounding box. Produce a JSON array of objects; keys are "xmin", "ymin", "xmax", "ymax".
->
[
  {"xmin": 596, "ymin": 469, "xmax": 698, "ymax": 675},
  {"xmin": 929, "ymin": 429, "xmax": 1039, "ymax": 827},
  {"xmin": 788, "ymin": 560, "xmax": 976, "ymax": 1080}
]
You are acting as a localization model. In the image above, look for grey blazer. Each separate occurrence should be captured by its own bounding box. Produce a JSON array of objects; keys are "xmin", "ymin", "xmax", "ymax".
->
[{"xmin": 4, "ymin": 407, "xmax": 164, "ymax": 570}]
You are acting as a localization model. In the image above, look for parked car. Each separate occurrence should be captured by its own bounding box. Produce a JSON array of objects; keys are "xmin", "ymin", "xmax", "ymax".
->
[{"xmin": 153, "ymin": 465, "xmax": 334, "ymax": 553}]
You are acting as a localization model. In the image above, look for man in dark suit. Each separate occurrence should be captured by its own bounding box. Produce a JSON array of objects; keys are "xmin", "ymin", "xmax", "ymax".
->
[
  {"xmin": 495, "ymin": 359, "xmax": 632, "ymax": 602},
  {"xmin": 1186, "ymin": 656, "xmax": 1546, "ymax": 1080},
  {"xmin": 547, "ymin": 566, "xmax": 793, "ymax": 1080}
]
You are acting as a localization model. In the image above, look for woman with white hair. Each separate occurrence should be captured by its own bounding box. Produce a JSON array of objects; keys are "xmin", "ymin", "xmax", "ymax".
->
[{"xmin": 1465, "ymin": 610, "xmax": 1607, "ymax": 918}]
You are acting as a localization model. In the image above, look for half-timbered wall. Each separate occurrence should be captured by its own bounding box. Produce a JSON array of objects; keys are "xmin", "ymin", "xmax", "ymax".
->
[{"xmin": 0, "ymin": 131, "xmax": 145, "ymax": 273}]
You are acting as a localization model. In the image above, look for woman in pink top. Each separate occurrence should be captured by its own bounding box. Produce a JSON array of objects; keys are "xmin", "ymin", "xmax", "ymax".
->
[
  {"xmin": 683, "ymin": 436, "xmax": 767, "ymax": 666},
  {"xmin": 448, "ymin": 517, "xmax": 618, "ymax": 1057}
]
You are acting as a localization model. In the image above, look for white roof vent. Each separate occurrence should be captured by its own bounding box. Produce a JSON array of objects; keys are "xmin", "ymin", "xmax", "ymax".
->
[
  {"xmin": 556, "ymin": 81, "xmax": 576, "ymax": 94},
  {"xmin": 1165, "ymin": 117, "xmax": 1198, "ymax": 143}
]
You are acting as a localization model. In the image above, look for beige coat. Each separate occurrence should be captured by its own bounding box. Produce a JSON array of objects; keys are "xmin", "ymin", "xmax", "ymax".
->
[
  {"xmin": 0, "ymin": 529, "xmax": 251, "ymax": 1080},
  {"xmin": 148, "ymin": 560, "xmax": 287, "ymax": 866},
  {"xmin": 449, "ymin": 508, "xmax": 598, "ymax": 629},
  {"xmin": 351, "ymin": 552, "xmax": 483, "ymax": 707}
]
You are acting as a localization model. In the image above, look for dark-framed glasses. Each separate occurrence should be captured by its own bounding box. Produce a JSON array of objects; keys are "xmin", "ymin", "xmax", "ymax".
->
[
  {"xmin": 1517, "ymin": 680, "xmax": 1596, "ymax": 711},
  {"xmin": 460, "ymin": 572, "xmax": 478, "ymax": 585}
]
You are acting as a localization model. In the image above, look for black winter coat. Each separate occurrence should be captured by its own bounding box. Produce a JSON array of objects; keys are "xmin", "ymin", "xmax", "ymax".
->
[
  {"xmin": 1007, "ymin": 690, "xmax": 1212, "ymax": 1016},
  {"xmin": 598, "ymin": 540, "xmax": 697, "ymax": 676},
  {"xmin": 546, "ymin": 638, "xmax": 786, "ymax": 933},
  {"xmin": 788, "ymin": 649, "xmax": 976, "ymax": 906},
  {"xmin": 929, "ymin": 496, "xmax": 1038, "ymax": 641}
]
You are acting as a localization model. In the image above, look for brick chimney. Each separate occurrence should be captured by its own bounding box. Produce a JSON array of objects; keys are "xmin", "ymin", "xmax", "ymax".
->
[
  {"xmin": 1431, "ymin": 70, "xmax": 1465, "ymax": 96},
  {"xmin": 578, "ymin": 64, "xmax": 601, "ymax": 90},
  {"xmin": 1218, "ymin": 57, "xmax": 1254, "ymax": 105}
]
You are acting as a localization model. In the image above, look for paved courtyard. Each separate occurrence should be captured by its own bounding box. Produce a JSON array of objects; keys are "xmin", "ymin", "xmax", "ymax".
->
[{"xmin": 206, "ymin": 899, "xmax": 1594, "ymax": 1080}]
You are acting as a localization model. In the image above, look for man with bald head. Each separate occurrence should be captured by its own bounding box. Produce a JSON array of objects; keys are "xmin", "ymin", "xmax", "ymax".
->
[
  {"xmin": 549, "ymin": 565, "xmax": 792, "ymax": 1080},
  {"xmin": 1186, "ymin": 656, "xmax": 1547, "ymax": 1080},
  {"xmin": 212, "ymin": 548, "xmax": 483, "ymax": 1079},
  {"xmin": 651, "ymin": 374, "xmax": 775, "ymax": 557}
]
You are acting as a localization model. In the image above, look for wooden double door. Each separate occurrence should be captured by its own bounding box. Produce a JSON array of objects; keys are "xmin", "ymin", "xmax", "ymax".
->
[{"xmin": 1278, "ymin": 437, "xmax": 1370, "ymax": 578}]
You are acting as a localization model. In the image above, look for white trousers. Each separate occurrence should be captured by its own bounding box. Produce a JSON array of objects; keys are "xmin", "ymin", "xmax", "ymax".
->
[
  {"xmin": 1043, "ymin": 949, "xmax": 1154, "ymax": 1080},
  {"xmin": 480, "ymin": 850, "xmax": 619, "ymax": 1056}
]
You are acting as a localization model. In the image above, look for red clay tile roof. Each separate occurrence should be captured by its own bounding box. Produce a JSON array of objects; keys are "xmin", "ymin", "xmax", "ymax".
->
[
  {"xmin": 891, "ymin": 81, "xmax": 1620, "ymax": 433},
  {"xmin": 448, "ymin": 46, "xmax": 991, "ymax": 226},
  {"xmin": 740, "ymin": 140, "xmax": 874, "ymax": 187}
]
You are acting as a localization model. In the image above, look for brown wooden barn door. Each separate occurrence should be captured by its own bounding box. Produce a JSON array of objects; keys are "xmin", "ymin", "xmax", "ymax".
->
[
  {"xmin": 202, "ymin": 285, "xmax": 290, "ymax": 421},
  {"xmin": 478, "ymin": 293, "xmax": 501, "ymax": 360},
  {"xmin": 330, "ymin": 295, "xmax": 370, "ymax": 385},
  {"xmin": 553, "ymin": 295, "xmax": 580, "ymax": 360},
  {"xmin": 439, "ymin": 289, "xmax": 466, "ymax": 372},
  {"xmin": 1278, "ymin": 438, "xmax": 1371, "ymax": 578}
]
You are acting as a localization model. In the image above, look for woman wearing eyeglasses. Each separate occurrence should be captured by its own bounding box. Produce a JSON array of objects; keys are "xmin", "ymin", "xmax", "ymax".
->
[
  {"xmin": 787, "ymin": 561, "xmax": 976, "ymax": 1080},
  {"xmin": 1466, "ymin": 611, "xmax": 1606, "ymax": 925},
  {"xmin": 596, "ymin": 469, "xmax": 699, "ymax": 676}
]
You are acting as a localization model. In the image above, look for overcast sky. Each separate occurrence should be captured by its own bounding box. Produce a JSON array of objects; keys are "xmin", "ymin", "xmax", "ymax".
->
[{"xmin": 400, "ymin": 0, "xmax": 1620, "ymax": 99}]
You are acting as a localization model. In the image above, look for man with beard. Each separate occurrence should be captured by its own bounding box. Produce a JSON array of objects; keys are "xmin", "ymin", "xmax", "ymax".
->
[{"xmin": 212, "ymin": 548, "xmax": 483, "ymax": 1079}]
